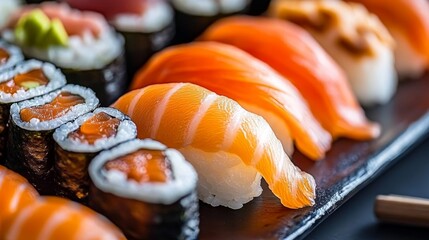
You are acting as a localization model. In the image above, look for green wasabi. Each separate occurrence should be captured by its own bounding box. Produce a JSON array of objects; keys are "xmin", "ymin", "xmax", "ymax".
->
[
  {"xmin": 14, "ymin": 9, "xmax": 69, "ymax": 48},
  {"xmin": 15, "ymin": 9, "xmax": 50, "ymax": 46},
  {"xmin": 39, "ymin": 19, "xmax": 69, "ymax": 48}
]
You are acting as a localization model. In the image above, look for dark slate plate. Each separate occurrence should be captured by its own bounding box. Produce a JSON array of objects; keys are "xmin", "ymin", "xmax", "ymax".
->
[{"xmin": 198, "ymin": 74, "xmax": 429, "ymax": 240}]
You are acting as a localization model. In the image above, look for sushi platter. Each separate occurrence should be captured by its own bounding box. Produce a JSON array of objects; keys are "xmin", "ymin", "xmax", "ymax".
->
[{"xmin": 1, "ymin": 0, "xmax": 429, "ymax": 240}]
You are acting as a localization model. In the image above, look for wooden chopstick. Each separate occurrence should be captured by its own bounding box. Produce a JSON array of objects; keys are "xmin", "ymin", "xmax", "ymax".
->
[{"xmin": 375, "ymin": 195, "xmax": 429, "ymax": 228}]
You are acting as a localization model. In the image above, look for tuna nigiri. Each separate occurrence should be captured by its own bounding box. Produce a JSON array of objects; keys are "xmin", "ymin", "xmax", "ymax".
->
[
  {"xmin": 112, "ymin": 83, "xmax": 316, "ymax": 209},
  {"xmin": 0, "ymin": 166, "xmax": 38, "ymax": 231},
  {"xmin": 131, "ymin": 42, "xmax": 331, "ymax": 160},
  {"xmin": 347, "ymin": 0, "xmax": 429, "ymax": 77},
  {"xmin": 1, "ymin": 196, "xmax": 126, "ymax": 240},
  {"xmin": 200, "ymin": 16, "xmax": 380, "ymax": 140},
  {"xmin": 268, "ymin": 0, "xmax": 397, "ymax": 106}
]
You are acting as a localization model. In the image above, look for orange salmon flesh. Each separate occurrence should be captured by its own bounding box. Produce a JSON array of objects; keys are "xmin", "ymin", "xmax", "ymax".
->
[
  {"xmin": 68, "ymin": 112, "xmax": 120, "ymax": 144},
  {"xmin": 0, "ymin": 69, "xmax": 49, "ymax": 94},
  {"xmin": 0, "ymin": 48, "xmax": 9, "ymax": 65},
  {"xmin": 20, "ymin": 92, "xmax": 85, "ymax": 122},
  {"xmin": 104, "ymin": 149, "xmax": 173, "ymax": 183}
]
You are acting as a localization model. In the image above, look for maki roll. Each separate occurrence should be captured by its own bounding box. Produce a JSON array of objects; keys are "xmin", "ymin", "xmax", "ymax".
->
[
  {"xmin": 7, "ymin": 84, "xmax": 99, "ymax": 194},
  {"xmin": 2, "ymin": 2, "xmax": 126, "ymax": 105},
  {"xmin": 0, "ymin": 60, "xmax": 65, "ymax": 164},
  {"xmin": 171, "ymin": 0, "xmax": 250, "ymax": 42},
  {"xmin": 0, "ymin": 41, "xmax": 24, "ymax": 73},
  {"xmin": 89, "ymin": 139, "xmax": 199, "ymax": 240},
  {"xmin": 0, "ymin": 0, "xmax": 20, "ymax": 29},
  {"xmin": 53, "ymin": 107, "xmax": 137, "ymax": 202},
  {"xmin": 66, "ymin": 0, "xmax": 175, "ymax": 80}
]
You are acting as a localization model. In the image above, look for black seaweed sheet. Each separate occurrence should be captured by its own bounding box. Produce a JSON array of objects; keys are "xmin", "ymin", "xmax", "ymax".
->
[{"xmin": 198, "ymin": 75, "xmax": 429, "ymax": 239}]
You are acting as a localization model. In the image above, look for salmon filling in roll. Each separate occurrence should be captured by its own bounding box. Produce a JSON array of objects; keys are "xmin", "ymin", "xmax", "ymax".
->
[
  {"xmin": 104, "ymin": 149, "xmax": 174, "ymax": 183},
  {"xmin": 0, "ymin": 69, "xmax": 49, "ymax": 94},
  {"xmin": 68, "ymin": 112, "xmax": 121, "ymax": 144},
  {"xmin": 20, "ymin": 92, "xmax": 85, "ymax": 122}
]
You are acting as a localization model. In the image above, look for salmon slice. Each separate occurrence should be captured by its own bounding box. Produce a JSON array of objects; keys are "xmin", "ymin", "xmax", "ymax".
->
[
  {"xmin": 0, "ymin": 48, "xmax": 9, "ymax": 65},
  {"xmin": 0, "ymin": 166, "xmax": 39, "ymax": 231},
  {"xmin": 104, "ymin": 149, "xmax": 173, "ymax": 183},
  {"xmin": 112, "ymin": 83, "xmax": 316, "ymax": 209},
  {"xmin": 68, "ymin": 112, "xmax": 120, "ymax": 144},
  {"xmin": 199, "ymin": 16, "xmax": 380, "ymax": 140},
  {"xmin": 8, "ymin": 2, "xmax": 106, "ymax": 37},
  {"xmin": 131, "ymin": 42, "xmax": 331, "ymax": 160},
  {"xmin": 1, "ymin": 196, "xmax": 126, "ymax": 240},
  {"xmin": 20, "ymin": 91, "xmax": 85, "ymax": 122}
]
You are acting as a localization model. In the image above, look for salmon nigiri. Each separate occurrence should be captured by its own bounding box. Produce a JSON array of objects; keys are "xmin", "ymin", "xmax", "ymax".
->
[
  {"xmin": 347, "ymin": 0, "xmax": 429, "ymax": 77},
  {"xmin": 200, "ymin": 16, "xmax": 380, "ymax": 140},
  {"xmin": 1, "ymin": 196, "xmax": 125, "ymax": 240},
  {"xmin": 130, "ymin": 42, "xmax": 331, "ymax": 160},
  {"xmin": 112, "ymin": 83, "xmax": 316, "ymax": 209},
  {"xmin": 0, "ymin": 166, "xmax": 38, "ymax": 231}
]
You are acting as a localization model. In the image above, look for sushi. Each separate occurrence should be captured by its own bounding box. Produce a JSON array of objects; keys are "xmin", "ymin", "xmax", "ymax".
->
[
  {"xmin": 0, "ymin": 41, "xmax": 24, "ymax": 73},
  {"xmin": 199, "ymin": 16, "xmax": 380, "ymax": 140},
  {"xmin": 66, "ymin": 0, "xmax": 175, "ymax": 80},
  {"xmin": 0, "ymin": 0, "xmax": 20, "ymax": 29},
  {"xmin": 6, "ymin": 84, "xmax": 99, "ymax": 194},
  {"xmin": 53, "ymin": 107, "xmax": 137, "ymax": 201},
  {"xmin": 0, "ymin": 60, "xmax": 65, "ymax": 164},
  {"xmin": 112, "ymin": 83, "xmax": 316, "ymax": 209},
  {"xmin": 130, "ymin": 42, "xmax": 332, "ymax": 160},
  {"xmin": 0, "ymin": 196, "xmax": 126, "ymax": 240},
  {"xmin": 268, "ymin": 0, "xmax": 397, "ymax": 106},
  {"xmin": 346, "ymin": 0, "xmax": 429, "ymax": 78},
  {"xmin": 2, "ymin": 2, "xmax": 127, "ymax": 105},
  {"xmin": 89, "ymin": 139, "xmax": 199, "ymax": 239},
  {"xmin": 171, "ymin": 0, "xmax": 250, "ymax": 42},
  {"xmin": 0, "ymin": 165, "xmax": 39, "ymax": 231}
]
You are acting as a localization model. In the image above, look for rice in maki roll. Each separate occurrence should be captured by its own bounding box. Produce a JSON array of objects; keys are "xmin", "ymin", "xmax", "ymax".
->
[
  {"xmin": 171, "ymin": 0, "xmax": 250, "ymax": 42},
  {"xmin": 66, "ymin": 0, "xmax": 175, "ymax": 80},
  {"xmin": 0, "ymin": 0, "xmax": 21, "ymax": 29},
  {"xmin": 53, "ymin": 107, "xmax": 137, "ymax": 202},
  {"xmin": 7, "ymin": 84, "xmax": 99, "ymax": 194},
  {"xmin": 0, "ymin": 40, "xmax": 24, "ymax": 73},
  {"xmin": 89, "ymin": 139, "xmax": 199, "ymax": 240},
  {"xmin": 2, "ymin": 2, "xmax": 126, "ymax": 105},
  {"xmin": 0, "ymin": 60, "xmax": 65, "ymax": 164}
]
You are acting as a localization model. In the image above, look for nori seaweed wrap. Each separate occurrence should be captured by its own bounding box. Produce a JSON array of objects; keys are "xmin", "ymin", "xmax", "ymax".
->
[
  {"xmin": 7, "ymin": 84, "xmax": 99, "ymax": 194},
  {"xmin": 248, "ymin": 0, "xmax": 272, "ymax": 15},
  {"xmin": 171, "ymin": 0, "xmax": 250, "ymax": 43},
  {"xmin": 89, "ymin": 139, "xmax": 199, "ymax": 240},
  {"xmin": 53, "ymin": 107, "xmax": 137, "ymax": 202},
  {"xmin": 0, "ymin": 60, "xmax": 65, "ymax": 164},
  {"xmin": 1, "ymin": 3, "xmax": 127, "ymax": 106}
]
